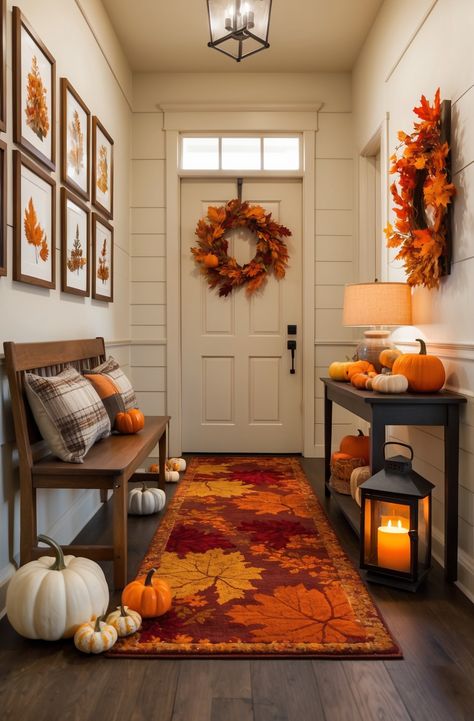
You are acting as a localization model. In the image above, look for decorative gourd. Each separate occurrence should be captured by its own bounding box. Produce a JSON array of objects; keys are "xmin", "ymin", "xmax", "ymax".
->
[
  {"xmin": 379, "ymin": 348, "xmax": 401, "ymax": 370},
  {"xmin": 203, "ymin": 253, "xmax": 219, "ymax": 268},
  {"xmin": 350, "ymin": 465, "xmax": 372, "ymax": 506},
  {"xmin": 372, "ymin": 373, "xmax": 409, "ymax": 394},
  {"xmin": 392, "ymin": 338, "xmax": 445, "ymax": 392},
  {"xmin": 115, "ymin": 408, "xmax": 145, "ymax": 434},
  {"xmin": 128, "ymin": 483, "xmax": 166, "ymax": 515},
  {"xmin": 339, "ymin": 429, "xmax": 370, "ymax": 464},
  {"xmin": 122, "ymin": 568, "xmax": 172, "ymax": 618},
  {"xmin": 6, "ymin": 535, "xmax": 109, "ymax": 640},
  {"xmin": 350, "ymin": 371, "xmax": 376, "ymax": 390},
  {"xmin": 344, "ymin": 361, "xmax": 376, "ymax": 381},
  {"xmin": 166, "ymin": 457, "xmax": 187, "ymax": 472},
  {"xmin": 74, "ymin": 616, "xmax": 118, "ymax": 654},
  {"xmin": 328, "ymin": 361, "xmax": 352, "ymax": 382},
  {"xmin": 148, "ymin": 464, "xmax": 180, "ymax": 482},
  {"xmin": 106, "ymin": 605, "xmax": 142, "ymax": 637}
]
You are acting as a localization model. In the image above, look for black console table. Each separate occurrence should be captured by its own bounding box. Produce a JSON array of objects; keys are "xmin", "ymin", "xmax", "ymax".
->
[{"xmin": 322, "ymin": 378, "xmax": 467, "ymax": 583}]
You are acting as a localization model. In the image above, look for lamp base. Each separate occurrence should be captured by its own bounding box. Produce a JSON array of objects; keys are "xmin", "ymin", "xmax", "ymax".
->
[{"xmin": 355, "ymin": 330, "xmax": 395, "ymax": 372}]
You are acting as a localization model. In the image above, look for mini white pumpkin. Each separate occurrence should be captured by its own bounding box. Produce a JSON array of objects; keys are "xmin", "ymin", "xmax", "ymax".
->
[
  {"xmin": 106, "ymin": 604, "xmax": 142, "ymax": 637},
  {"xmin": 371, "ymin": 373, "xmax": 409, "ymax": 394},
  {"xmin": 6, "ymin": 535, "xmax": 109, "ymax": 640},
  {"xmin": 74, "ymin": 616, "xmax": 117, "ymax": 654},
  {"xmin": 167, "ymin": 457, "xmax": 186, "ymax": 472},
  {"xmin": 350, "ymin": 465, "xmax": 371, "ymax": 506},
  {"xmin": 128, "ymin": 483, "xmax": 166, "ymax": 515},
  {"xmin": 165, "ymin": 470, "xmax": 180, "ymax": 483}
]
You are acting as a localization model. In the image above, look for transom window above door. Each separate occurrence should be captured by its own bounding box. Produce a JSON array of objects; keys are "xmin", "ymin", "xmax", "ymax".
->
[{"xmin": 180, "ymin": 135, "xmax": 301, "ymax": 171}]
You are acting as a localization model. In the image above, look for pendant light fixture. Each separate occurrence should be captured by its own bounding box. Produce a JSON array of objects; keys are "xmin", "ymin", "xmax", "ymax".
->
[{"xmin": 207, "ymin": 0, "xmax": 272, "ymax": 62}]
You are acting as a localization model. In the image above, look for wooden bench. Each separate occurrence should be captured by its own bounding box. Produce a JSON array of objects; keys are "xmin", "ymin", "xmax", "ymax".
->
[{"xmin": 4, "ymin": 337, "xmax": 170, "ymax": 589}]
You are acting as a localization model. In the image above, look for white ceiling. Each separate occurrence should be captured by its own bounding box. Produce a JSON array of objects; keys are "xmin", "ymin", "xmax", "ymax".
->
[{"xmin": 101, "ymin": 0, "xmax": 383, "ymax": 73}]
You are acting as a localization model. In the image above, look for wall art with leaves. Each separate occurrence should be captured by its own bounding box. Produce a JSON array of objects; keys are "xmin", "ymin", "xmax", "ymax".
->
[
  {"xmin": 13, "ymin": 151, "xmax": 55, "ymax": 288},
  {"xmin": 92, "ymin": 213, "xmax": 113, "ymax": 302},
  {"xmin": 13, "ymin": 6, "xmax": 56, "ymax": 171},
  {"xmin": 61, "ymin": 78, "xmax": 90, "ymax": 200},
  {"xmin": 92, "ymin": 117, "xmax": 113, "ymax": 219},
  {"xmin": 61, "ymin": 188, "xmax": 90, "ymax": 296}
]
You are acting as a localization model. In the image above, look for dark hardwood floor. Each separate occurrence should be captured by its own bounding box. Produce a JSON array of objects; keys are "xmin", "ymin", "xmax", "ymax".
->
[{"xmin": 1, "ymin": 457, "xmax": 474, "ymax": 721}]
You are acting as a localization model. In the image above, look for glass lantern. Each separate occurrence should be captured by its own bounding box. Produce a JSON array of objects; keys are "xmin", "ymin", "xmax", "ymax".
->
[{"xmin": 360, "ymin": 442, "xmax": 434, "ymax": 591}]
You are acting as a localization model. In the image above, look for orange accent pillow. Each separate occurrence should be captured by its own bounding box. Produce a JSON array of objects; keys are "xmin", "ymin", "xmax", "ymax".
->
[{"xmin": 84, "ymin": 373, "xmax": 125, "ymax": 426}]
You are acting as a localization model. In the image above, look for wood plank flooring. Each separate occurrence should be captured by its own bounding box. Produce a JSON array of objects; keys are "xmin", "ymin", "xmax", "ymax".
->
[{"xmin": 1, "ymin": 457, "xmax": 474, "ymax": 721}]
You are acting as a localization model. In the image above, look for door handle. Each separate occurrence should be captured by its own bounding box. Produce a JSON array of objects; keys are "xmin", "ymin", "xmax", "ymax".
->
[{"xmin": 287, "ymin": 340, "xmax": 296, "ymax": 374}]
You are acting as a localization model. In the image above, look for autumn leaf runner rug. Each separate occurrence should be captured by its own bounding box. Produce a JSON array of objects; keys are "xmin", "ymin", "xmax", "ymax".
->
[{"xmin": 109, "ymin": 456, "xmax": 401, "ymax": 658}]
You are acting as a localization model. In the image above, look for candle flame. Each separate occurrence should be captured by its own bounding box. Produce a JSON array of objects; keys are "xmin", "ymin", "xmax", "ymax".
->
[
  {"xmin": 397, "ymin": 520, "xmax": 402, "ymax": 529},
  {"xmin": 387, "ymin": 520, "xmax": 392, "ymax": 528}
]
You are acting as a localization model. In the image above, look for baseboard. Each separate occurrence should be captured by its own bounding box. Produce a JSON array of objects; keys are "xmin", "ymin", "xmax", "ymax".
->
[{"xmin": 432, "ymin": 527, "xmax": 474, "ymax": 604}]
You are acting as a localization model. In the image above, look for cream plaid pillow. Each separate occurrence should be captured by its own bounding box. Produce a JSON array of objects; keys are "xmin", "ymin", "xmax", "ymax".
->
[
  {"xmin": 24, "ymin": 367, "xmax": 111, "ymax": 463},
  {"xmin": 88, "ymin": 356, "xmax": 137, "ymax": 410}
]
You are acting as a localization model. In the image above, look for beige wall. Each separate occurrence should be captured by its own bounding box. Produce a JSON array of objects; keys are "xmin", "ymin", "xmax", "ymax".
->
[
  {"xmin": 353, "ymin": 0, "xmax": 474, "ymax": 599},
  {"xmin": 0, "ymin": 0, "xmax": 132, "ymax": 613}
]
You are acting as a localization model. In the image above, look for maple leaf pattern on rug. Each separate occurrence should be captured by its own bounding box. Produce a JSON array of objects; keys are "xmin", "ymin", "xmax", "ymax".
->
[{"xmin": 109, "ymin": 456, "xmax": 401, "ymax": 658}]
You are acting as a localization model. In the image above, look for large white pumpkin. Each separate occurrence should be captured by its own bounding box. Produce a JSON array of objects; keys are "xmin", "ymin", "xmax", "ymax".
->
[
  {"xmin": 128, "ymin": 483, "xmax": 166, "ymax": 515},
  {"xmin": 6, "ymin": 535, "xmax": 109, "ymax": 640}
]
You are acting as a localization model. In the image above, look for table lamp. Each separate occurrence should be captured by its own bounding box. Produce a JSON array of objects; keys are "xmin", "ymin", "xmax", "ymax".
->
[{"xmin": 343, "ymin": 281, "xmax": 412, "ymax": 371}]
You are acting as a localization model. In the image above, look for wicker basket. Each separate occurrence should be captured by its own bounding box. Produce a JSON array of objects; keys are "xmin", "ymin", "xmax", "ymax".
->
[{"xmin": 330, "ymin": 456, "xmax": 366, "ymax": 494}]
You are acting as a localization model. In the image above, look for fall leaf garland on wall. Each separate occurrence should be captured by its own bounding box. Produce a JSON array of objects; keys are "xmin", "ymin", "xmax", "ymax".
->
[
  {"xmin": 384, "ymin": 89, "xmax": 456, "ymax": 289},
  {"xmin": 191, "ymin": 199, "xmax": 291, "ymax": 297}
]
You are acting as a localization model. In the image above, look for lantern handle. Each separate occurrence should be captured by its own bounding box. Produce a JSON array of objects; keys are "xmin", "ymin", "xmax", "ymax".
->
[{"xmin": 383, "ymin": 441, "xmax": 414, "ymax": 461}]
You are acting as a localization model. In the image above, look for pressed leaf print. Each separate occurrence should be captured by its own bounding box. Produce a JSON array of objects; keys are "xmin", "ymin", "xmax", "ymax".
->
[
  {"xmin": 25, "ymin": 55, "xmax": 49, "ymax": 141},
  {"xmin": 67, "ymin": 224, "xmax": 87, "ymax": 273},
  {"xmin": 97, "ymin": 237, "xmax": 109, "ymax": 283},
  {"xmin": 68, "ymin": 110, "xmax": 84, "ymax": 175},
  {"xmin": 97, "ymin": 145, "xmax": 108, "ymax": 193},
  {"xmin": 24, "ymin": 198, "xmax": 48, "ymax": 264}
]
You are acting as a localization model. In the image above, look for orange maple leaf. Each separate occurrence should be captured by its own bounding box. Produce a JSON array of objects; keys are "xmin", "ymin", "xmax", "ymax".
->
[
  {"xmin": 24, "ymin": 197, "xmax": 48, "ymax": 264},
  {"xmin": 413, "ymin": 88, "xmax": 440, "ymax": 123},
  {"xmin": 423, "ymin": 174, "xmax": 456, "ymax": 208},
  {"xmin": 234, "ymin": 491, "xmax": 312, "ymax": 518},
  {"xmin": 207, "ymin": 206, "xmax": 226, "ymax": 225}
]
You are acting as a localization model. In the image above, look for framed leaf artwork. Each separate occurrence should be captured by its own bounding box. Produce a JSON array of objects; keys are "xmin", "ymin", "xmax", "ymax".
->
[
  {"xmin": 0, "ymin": 0, "xmax": 6, "ymax": 132},
  {"xmin": 61, "ymin": 78, "xmax": 90, "ymax": 200},
  {"xmin": 92, "ymin": 117, "xmax": 114, "ymax": 219},
  {"xmin": 61, "ymin": 188, "xmax": 90, "ymax": 297},
  {"xmin": 12, "ymin": 6, "xmax": 56, "ymax": 171},
  {"xmin": 92, "ymin": 213, "xmax": 113, "ymax": 302},
  {"xmin": 0, "ymin": 140, "xmax": 6, "ymax": 277},
  {"xmin": 13, "ymin": 150, "xmax": 56, "ymax": 289}
]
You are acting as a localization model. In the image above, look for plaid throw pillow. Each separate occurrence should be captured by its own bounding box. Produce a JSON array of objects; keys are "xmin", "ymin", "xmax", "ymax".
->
[
  {"xmin": 24, "ymin": 367, "xmax": 111, "ymax": 463},
  {"xmin": 88, "ymin": 357, "xmax": 137, "ymax": 410},
  {"xmin": 83, "ymin": 372, "xmax": 125, "ymax": 426}
]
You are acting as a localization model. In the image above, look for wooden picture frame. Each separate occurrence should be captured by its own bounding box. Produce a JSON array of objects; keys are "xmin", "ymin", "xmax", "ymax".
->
[
  {"xmin": 92, "ymin": 213, "xmax": 113, "ymax": 302},
  {"xmin": 12, "ymin": 6, "xmax": 56, "ymax": 171},
  {"xmin": 61, "ymin": 187, "xmax": 90, "ymax": 297},
  {"xmin": 13, "ymin": 150, "xmax": 56, "ymax": 289},
  {"xmin": 0, "ymin": 0, "xmax": 6, "ymax": 132},
  {"xmin": 92, "ymin": 116, "xmax": 113, "ymax": 219},
  {"xmin": 0, "ymin": 139, "xmax": 6, "ymax": 276},
  {"xmin": 60, "ymin": 78, "xmax": 90, "ymax": 201}
]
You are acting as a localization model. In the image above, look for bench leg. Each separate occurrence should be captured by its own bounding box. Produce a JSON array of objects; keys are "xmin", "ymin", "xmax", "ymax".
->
[
  {"xmin": 158, "ymin": 425, "xmax": 167, "ymax": 491},
  {"xmin": 20, "ymin": 475, "xmax": 37, "ymax": 565},
  {"xmin": 112, "ymin": 477, "xmax": 128, "ymax": 589},
  {"xmin": 100, "ymin": 489, "xmax": 108, "ymax": 503}
]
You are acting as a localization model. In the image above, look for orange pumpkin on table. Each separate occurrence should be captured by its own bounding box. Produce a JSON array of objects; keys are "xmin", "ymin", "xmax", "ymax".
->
[
  {"xmin": 122, "ymin": 568, "xmax": 172, "ymax": 618},
  {"xmin": 392, "ymin": 338, "xmax": 445, "ymax": 392},
  {"xmin": 115, "ymin": 408, "xmax": 145, "ymax": 434},
  {"xmin": 344, "ymin": 360, "xmax": 376, "ymax": 382}
]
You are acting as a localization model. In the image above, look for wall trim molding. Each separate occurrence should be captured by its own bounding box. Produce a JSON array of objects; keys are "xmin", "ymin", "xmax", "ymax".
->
[{"xmin": 158, "ymin": 103, "xmax": 323, "ymax": 113}]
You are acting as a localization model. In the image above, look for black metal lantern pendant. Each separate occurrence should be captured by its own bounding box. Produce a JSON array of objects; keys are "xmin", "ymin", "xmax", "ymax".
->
[
  {"xmin": 360, "ymin": 442, "xmax": 434, "ymax": 591},
  {"xmin": 207, "ymin": 0, "xmax": 272, "ymax": 62}
]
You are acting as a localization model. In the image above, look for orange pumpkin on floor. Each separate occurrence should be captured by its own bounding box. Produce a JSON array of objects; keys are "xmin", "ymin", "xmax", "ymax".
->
[
  {"xmin": 339, "ymin": 429, "xmax": 370, "ymax": 465},
  {"xmin": 392, "ymin": 338, "xmax": 445, "ymax": 392},
  {"xmin": 115, "ymin": 408, "xmax": 145, "ymax": 434},
  {"xmin": 122, "ymin": 568, "xmax": 172, "ymax": 618}
]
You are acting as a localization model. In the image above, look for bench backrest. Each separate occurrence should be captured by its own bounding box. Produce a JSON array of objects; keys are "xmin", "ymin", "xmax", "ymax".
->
[{"xmin": 3, "ymin": 338, "xmax": 106, "ymax": 469}]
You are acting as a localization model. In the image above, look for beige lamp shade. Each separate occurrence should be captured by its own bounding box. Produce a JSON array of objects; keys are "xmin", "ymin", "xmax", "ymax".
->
[{"xmin": 343, "ymin": 282, "xmax": 412, "ymax": 327}]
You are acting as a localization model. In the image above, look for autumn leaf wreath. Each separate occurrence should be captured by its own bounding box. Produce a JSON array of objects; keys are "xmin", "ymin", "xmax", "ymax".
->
[{"xmin": 191, "ymin": 199, "xmax": 291, "ymax": 297}]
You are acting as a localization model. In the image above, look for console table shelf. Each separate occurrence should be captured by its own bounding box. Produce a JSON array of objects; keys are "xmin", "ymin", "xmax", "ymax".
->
[{"xmin": 321, "ymin": 377, "xmax": 467, "ymax": 583}]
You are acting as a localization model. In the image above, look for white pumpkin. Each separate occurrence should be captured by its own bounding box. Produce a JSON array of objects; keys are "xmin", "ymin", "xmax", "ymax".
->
[
  {"xmin": 165, "ymin": 470, "xmax": 180, "ymax": 483},
  {"xmin": 371, "ymin": 373, "xmax": 409, "ymax": 394},
  {"xmin": 350, "ymin": 465, "xmax": 371, "ymax": 506},
  {"xmin": 128, "ymin": 483, "xmax": 166, "ymax": 515},
  {"xmin": 74, "ymin": 616, "xmax": 117, "ymax": 654},
  {"xmin": 167, "ymin": 457, "xmax": 186, "ymax": 472},
  {"xmin": 106, "ymin": 604, "xmax": 142, "ymax": 637},
  {"xmin": 6, "ymin": 535, "xmax": 109, "ymax": 640}
]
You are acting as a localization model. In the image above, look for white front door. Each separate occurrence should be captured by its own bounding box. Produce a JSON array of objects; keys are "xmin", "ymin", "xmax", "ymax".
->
[{"xmin": 181, "ymin": 178, "xmax": 302, "ymax": 452}]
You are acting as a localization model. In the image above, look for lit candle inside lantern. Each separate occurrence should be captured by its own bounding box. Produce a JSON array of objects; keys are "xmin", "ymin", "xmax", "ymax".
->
[{"xmin": 377, "ymin": 519, "xmax": 411, "ymax": 572}]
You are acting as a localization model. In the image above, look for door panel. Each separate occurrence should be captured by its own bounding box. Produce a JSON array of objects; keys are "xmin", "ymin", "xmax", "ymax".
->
[{"xmin": 181, "ymin": 178, "xmax": 302, "ymax": 452}]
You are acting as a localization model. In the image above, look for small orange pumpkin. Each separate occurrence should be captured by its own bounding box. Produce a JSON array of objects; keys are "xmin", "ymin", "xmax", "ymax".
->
[
  {"xmin": 115, "ymin": 408, "xmax": 145, "ymax": 434},
  {"xmin": 392, "ymin": 338, "xmax": 445, "ymax": 392},
  {"xmin": 339, "ymin": 429, "xmax": 370, "ymax": 464},
  {"xmin": 203, "ymin": 253, "xmax": 219, "ymax": 268},
  {"xmin": 379, "ymin": 348, "xmax": 401, "ymax": 370},
  {"xmin": 344, "ymin": 360, "xmax": 376, "ymax": 381},
  {"xmin": 122, "ymin": 568, "xmax": 172, "ymax": 618},
  {"xmin": 350, "ymin": 371, "xmax": 376, "ymax": 390},
  {"xmin": 149, "ymin": 463, "xmax": 159, "ymax": 473}
]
